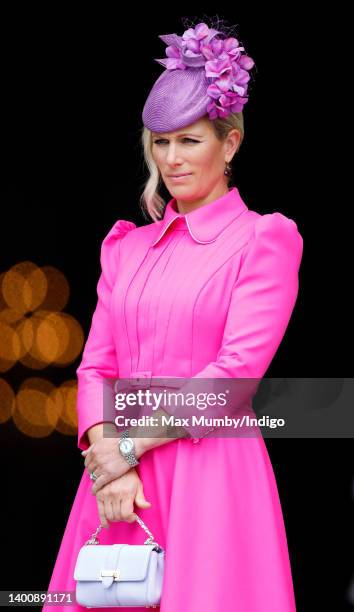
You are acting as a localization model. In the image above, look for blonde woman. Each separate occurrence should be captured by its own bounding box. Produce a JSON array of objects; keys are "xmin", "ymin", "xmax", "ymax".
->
[{"xmin": 44, "ymin": 18, "xmax": 303, "ymax": 611}]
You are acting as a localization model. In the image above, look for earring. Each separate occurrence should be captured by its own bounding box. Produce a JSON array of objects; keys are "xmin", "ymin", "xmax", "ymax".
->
[{"xmin": 224, "ymin": 161, "xmax": 232, "ymax": 176}]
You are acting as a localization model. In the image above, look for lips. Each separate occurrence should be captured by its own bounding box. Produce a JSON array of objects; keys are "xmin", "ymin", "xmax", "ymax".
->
[{"xmin": 168, "ymin": 173, "xmax": 191, "ymax": 177}]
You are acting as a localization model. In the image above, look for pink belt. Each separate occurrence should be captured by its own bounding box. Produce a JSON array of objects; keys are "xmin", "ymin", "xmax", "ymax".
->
[{"xmin": 128, "ymin": 371, "xmax": 200, "ymax": 443}]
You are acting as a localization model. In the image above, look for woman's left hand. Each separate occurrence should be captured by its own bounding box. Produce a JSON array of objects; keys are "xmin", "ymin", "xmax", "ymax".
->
[{"xmin": 82, "ymin": 437, "xmax": 144, "ymax": 495}]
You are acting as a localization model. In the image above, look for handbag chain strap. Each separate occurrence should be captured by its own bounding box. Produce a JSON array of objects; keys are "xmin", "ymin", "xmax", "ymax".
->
[{"xmin": 85, "ymin": 513, "xmax": 163, "ymax": 551}]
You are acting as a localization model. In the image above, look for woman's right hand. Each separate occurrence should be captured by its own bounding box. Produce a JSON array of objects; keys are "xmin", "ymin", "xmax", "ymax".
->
[{"xmin": 95, "ymin": 468, "xmax": 152, "ymax": 528}]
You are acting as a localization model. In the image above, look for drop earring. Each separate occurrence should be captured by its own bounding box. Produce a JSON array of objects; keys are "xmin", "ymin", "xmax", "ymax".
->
[{"xmin": 224, "ymin": 161, "xmax": 232, "ymax": 176}]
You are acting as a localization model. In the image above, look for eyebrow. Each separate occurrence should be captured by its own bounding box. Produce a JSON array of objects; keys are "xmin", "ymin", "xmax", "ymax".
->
[{"xmin": 152, "ymin": 132, "xmax": 203, "ymax": 138}]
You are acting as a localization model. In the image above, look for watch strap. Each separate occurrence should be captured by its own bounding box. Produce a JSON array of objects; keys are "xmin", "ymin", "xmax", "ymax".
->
[{"xmin": 119, "ymin": 429, "xmax": 140, "ymax": 466}]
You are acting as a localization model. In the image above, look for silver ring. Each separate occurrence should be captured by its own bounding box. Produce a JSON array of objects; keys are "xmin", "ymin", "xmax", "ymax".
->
[{"xmin": 90, "ymin": 471, "xmax": 98, "ymax": 481}]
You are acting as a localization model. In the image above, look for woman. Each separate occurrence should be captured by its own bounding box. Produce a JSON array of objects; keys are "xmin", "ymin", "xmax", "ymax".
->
[{"xmin": 43, "ymin": 19, "xmax": 303, "ymax": 611}]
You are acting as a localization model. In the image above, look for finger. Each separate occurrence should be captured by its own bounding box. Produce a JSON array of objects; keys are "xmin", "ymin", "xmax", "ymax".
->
[
  {"xmin": 81, "ymin": 444, "xmax": 91, "ymax": 455},
  {"xmin": 86, "ymin": 462, "xmax": 99, "ymax": 476},
  {"xmin": 82, "ymin": 444, "xmax": 94, "ymax": 462},
  {"xmin": 120, "ymin": 496, "xmax": 136, "ymax": 523},
  {"xmin": 88, "ymin": 472, "xmax": 101, "ymax": 492},
  {"xmin": 92, "ymin": 472, "xmax": 117, "ymax": 495},
  {"xmin": 97, "ymin": 497, "xmax": 109, "ymax": 529},
  {"xmin": 83, "ymin": 453, "xmax": 93, "ymax": 469},
  {"xmin": 91, "ymin": 474, "xmax": 109, "ymax": 495},
  {"xmin": 85, "ymin": 461, "xmax": 97, "ymax": 479},
  {"xmin": 85, "ymin": 456, "xmax": 100, "ymax": 472},
  {"xmin": 111, "ymin": 495, "xmax": 122, "ymax": 522},
  {"xmin": 104, "ymin": 498, "xmax": 114, "ymax": 523}
]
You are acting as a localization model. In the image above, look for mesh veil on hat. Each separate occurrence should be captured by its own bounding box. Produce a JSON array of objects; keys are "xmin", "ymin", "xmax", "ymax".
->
[{"xmin": 142, "ymin": 20, "xmax": 255, "ymax": 133}]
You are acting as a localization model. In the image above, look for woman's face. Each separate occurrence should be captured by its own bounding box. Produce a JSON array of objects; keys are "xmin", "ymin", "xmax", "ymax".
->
[{"xmin": 151, "ymin": 116, "xmax": 240, "ymax": 204}]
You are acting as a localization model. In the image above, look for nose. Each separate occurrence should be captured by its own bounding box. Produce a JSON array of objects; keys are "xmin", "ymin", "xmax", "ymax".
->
[{"xmin": 165, "ymin": 143, "xmax": 183, "ymax": 165}]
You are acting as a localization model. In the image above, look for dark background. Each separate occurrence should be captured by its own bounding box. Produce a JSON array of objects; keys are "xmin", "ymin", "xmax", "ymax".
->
[{"xmin": 0, "ymin": 6, "xmax": 352, "ymax": 611}]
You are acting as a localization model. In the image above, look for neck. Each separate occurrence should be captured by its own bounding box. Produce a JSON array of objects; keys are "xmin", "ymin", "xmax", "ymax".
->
[{"xmin": 176, "ymin": 183, "xmax": 230, "ymax": 215}]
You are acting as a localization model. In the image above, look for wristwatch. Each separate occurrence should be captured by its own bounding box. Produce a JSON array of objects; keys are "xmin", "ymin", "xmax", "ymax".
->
[{"xmin": 118, "ymin": 429, "xmax": 140, "ymax": 467}]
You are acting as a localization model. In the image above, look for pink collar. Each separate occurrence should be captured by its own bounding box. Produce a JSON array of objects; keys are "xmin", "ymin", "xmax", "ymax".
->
[{"xmin": 151, "ymin": 186, "xmax": 248, "ymax": 246}]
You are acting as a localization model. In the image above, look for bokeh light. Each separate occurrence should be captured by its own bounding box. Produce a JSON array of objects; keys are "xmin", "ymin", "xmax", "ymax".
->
[
  {"xmin": 54, "ymin": 380, "xmax": 78, "ymax": 436},
  {"xmin": 0, "ymin": 260, "xmax": 84, "ymax": 439},
  {"xmin": 0, "ymin": 378, "xmax": 16, "ymax": 423},
  {"xmin": 13, "ymin": 377, "xmax": 59, "ymax": 438},
  {"xmin": 2, "ymin": 262, "xmax": 48, "ymax": 314}
]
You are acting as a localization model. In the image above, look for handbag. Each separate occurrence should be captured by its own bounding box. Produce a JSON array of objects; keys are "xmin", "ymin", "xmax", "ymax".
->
[{"xmin": 74, "ymin": 513, "xmax": 164, "ymax": 608}]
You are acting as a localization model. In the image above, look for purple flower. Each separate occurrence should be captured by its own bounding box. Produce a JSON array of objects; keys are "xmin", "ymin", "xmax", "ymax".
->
[
  {"xmin": 181, "ymin": 22, "xmax": 211, "ymax": 55},
  {"xmin": 205, "ymin": 57, "xmax": 233, "ymax": 80},
  {"xmin": 165, "ymin": 45, "xmax": 186, "ymax": 70},
  {"xmin": 154, "ymin": 24, "xmax": 221, "ymax": 69},
  {"xmin": 207, "ymin": 93, "xmax": 249, "ymax": 119},
  {"xmin": 154, "ymin": 22, "xmax": 255, "ymax": 118}
]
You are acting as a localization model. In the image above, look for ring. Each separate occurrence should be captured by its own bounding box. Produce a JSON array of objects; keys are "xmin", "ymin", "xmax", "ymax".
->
[{"xmin": 90, "ymin": 471, "xmax": 98, "ymax": 481}]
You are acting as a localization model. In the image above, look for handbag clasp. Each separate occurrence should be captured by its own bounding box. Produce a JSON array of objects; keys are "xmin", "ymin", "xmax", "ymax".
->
[{"xmin": 100, "ymin": 569, "xmax": 120, "ymax": 581}]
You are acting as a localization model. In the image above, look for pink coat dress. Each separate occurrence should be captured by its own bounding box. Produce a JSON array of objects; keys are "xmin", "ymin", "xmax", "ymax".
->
[{"xmin": 43, "ymin": 186, "xmax": 303, "ymax": 611}]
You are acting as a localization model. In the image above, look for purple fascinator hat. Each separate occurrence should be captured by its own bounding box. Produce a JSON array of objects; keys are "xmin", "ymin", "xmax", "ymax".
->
[{"xmin": 142, "ymin": 19, "xmax": 256, "ymax": 133}]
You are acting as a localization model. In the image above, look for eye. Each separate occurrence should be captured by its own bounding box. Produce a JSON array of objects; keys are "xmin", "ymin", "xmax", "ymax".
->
[{"xmin": 153, "ymin": 138, "xmax": 200, "ymax": 145}]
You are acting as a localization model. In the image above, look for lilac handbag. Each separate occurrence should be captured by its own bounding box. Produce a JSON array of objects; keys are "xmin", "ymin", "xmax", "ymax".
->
[{"xmin": 74, "ymin": 514, "xmax": 164, "ymax": 608}]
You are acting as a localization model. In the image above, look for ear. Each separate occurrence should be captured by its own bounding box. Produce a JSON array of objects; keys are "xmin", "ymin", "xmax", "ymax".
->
[{"xmin": 225, "ymin": 129, "xmax": 241, "ymax": 158}]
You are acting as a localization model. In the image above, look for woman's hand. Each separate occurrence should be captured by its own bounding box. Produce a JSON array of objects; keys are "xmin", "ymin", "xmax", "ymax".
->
[
  {"xmin": 82, "ymin": 436, "xmax": 146, "ymax": 495},
  {"xmin": 95, "ymin": 468, "xmax": 152, "ymax": 528}
]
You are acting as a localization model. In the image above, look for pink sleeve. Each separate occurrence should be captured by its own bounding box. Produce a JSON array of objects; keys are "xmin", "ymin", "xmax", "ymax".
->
[
  {"xmin": 195, "ymin": 212, "xmax": 304, "ymax": 380},
  {"xmin": 164, "ymin": 212, "xmax": 304, "ymax": 438},
  {"xmin": 75, "ymin": 219, "xmax": 136, "ymax": 450}
]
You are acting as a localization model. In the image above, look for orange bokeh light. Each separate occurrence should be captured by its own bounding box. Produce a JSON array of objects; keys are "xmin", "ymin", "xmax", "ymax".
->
[
  {"xmin": 2, "ymin": 262, "xmax": 47, "ymax": 314},
  {"xmin": 1, "ymin": 260, "xmax": 84, "ymax": 439},
  {"xmin": 0, "ymin": 378, "xmax": 16, "ymax": 423}
]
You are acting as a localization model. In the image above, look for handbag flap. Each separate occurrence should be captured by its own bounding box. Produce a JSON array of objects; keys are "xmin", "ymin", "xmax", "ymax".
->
[{"xmin": 74, "ymin": 544, "xmax": 156, "ymax": 582}]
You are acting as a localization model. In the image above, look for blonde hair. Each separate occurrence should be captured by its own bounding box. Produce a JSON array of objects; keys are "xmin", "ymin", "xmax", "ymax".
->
[{"xmin": 139, "ymin": 112, "xmax": 244, "ymax": 222}]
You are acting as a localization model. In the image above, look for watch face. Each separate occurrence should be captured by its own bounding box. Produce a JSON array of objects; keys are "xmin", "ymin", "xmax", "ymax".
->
[{"xmin": 120, "ymin": 438, "xmax": 133, "ymax": 454}]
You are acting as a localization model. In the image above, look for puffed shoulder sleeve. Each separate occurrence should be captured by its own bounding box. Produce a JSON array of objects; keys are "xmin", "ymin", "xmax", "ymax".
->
[
  {"xmin": 195, "ymin": 212, "xmax": 304, "ymax": 379},
  {"xmin": 75, "ymin": 219, "xmax": 136, "ymax": 450},
  {"xmin": 163, "ymin": 212, "xmax": 303, "ymax": 439}
]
